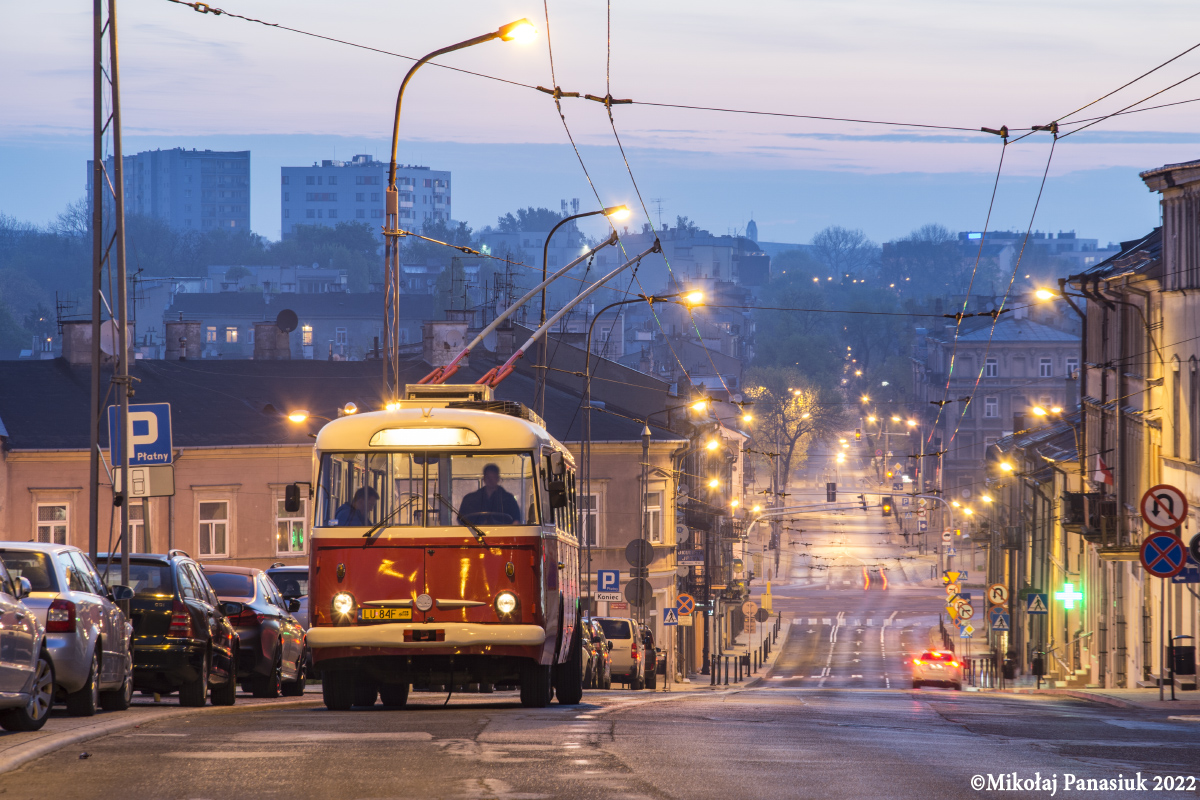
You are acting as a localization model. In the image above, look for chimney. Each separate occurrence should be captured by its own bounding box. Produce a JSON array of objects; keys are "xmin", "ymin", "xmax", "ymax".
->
[
  {"xmin": 165, "ymin": 320, "xmax": 202, "ymax": 361},
  {"xmin": 60, "ymin": 321, "xmax": 97, "ymax": 365},
  {"xmin": 1013, "ymin": 412, "xmax": 1026, "ymax": 433},
  {"xmin": 253, "ymin": 322, "xmax": 291, "ymax": 360},
  {"xmin": 422, "ymin": 320, "xmax": 469, "ymax": 368}
]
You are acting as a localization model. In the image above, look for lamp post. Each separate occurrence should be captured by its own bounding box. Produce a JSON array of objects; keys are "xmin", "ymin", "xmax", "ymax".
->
[
  {"xmin": 381, "ymin": 19, "xmax": 537, "ymax": 401},
  {"xmin": 536, "ymin": 204, "xmax": 631, "ymax": 415}
]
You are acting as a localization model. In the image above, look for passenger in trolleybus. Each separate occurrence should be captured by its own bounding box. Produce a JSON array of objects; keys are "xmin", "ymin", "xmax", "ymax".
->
[
  {"xmin": 458, "ymin": 463, "xmax": 522, "ymax": 525},
  {"xmin": 333, "ymin": 486, "xmax": 379, "ymax": 526}
]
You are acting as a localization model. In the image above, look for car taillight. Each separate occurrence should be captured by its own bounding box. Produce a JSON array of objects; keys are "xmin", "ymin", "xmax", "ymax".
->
[
  {"xmin": 229, "ymin": 608, "xmax": 262, "ymax": 627},
  {"xmin": 913, "ymin": 658, "xmax": 922, "ymax": 665},
  {"xmin": 46, "ymin": 598, "xmax": 76, "ymax": 633},
  {"xmin": 168, "ymin": 601, "xmax": 193, "ymax": 638},
  {"xmin": 949, "ymin": 661, "xmax": 960, "ymax": 668},
  {"xmin": 632, "ymin": 641, "xmax": 639, "ymax": 659}
]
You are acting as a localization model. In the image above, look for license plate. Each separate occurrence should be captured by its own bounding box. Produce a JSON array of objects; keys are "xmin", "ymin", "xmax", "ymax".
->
[{"xmin": 359, "ymin": 607, "xmax": 411, "ymax": 622}]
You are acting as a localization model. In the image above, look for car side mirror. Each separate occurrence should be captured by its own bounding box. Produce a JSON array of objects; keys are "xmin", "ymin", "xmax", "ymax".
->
[
  {"xmin": 284, "ymin": 484, "xmax": 302, "ymax": 514},
  {"xmin": 287, "ymin": 598, "xmax": 302, "ymax": 613},
  {"xmin": 15, "ymin": 576, "xmax": 31, "ymax": 600},
  {"xmin": 110, "ymin": 584, "xmax": 134, "ymax": 601},
  {"xmin": 606, "ymin": 641, "xmax": 613, "ymax": 652},
  {"xmin": 220, "ymin": 601, "xmax": 245, "ymax": 617}
]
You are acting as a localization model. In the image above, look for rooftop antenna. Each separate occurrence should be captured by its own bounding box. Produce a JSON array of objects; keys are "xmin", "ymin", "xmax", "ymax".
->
[{"xmin": 650, "ymin": 198, "xmax": 667, "ymax": 229}]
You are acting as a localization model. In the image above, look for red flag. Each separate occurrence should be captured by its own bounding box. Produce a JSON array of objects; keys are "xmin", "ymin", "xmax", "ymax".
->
[{"xmin": 1094, "ymin": 455, "xmax": 1113, "ymax": 486}]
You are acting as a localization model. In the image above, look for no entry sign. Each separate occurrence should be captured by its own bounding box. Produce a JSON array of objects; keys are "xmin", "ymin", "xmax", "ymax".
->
[
  {"xmin": 1140, "ymin": 532, "xmax": 1188, "ymax": 579},
  {"xmin": 1140, "ymin": 484, "xmax": 1188, "ymax": 531}
]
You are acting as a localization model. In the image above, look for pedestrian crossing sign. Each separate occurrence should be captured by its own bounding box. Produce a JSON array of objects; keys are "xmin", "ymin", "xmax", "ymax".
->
[
  {"xmin": 989, "ymin": 606, "xmax": 1011, "ymax": 631},
  {"xmin": 663, "ymin": 607, "xmax": 679, "ymax": 626},
  {"xmin": 1025, "ymin": 593, "xmax": 1049, "ymax": 615}
]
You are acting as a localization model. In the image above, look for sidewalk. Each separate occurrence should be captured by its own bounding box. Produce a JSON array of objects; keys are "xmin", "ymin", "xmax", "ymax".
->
[
  {"xmin": 998, "ymin": 686, "xmax": 1200, "ymax": 712},
  {"xmin": 664, "ymin": 613, "xmax": 794, "ymax": 692},
  {"xmin": 0, "ymin": 687, "xmax": 322, "ymax": 775}
]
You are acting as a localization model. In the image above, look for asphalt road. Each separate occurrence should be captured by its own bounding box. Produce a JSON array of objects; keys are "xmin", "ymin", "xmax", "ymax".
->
[{"xmin": 5, "ymin": 441, "xmax": 1199, "ymax": 798}]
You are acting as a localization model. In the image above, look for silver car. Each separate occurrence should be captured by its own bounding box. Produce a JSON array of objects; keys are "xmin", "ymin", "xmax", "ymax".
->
[
  {"xmin": 0, "ymin": 544, "xmax": 135, "ymax": 716},
  {"xmin": 0, "ymin": 558, "xmax": 54, "ymax": 731}
]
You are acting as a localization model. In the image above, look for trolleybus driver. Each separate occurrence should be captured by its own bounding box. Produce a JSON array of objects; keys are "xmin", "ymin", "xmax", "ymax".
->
[
  {"xmin": 459, "ymin": 463, "xmax": 522, "ymax": 525},
  {"xmin": 334, "ymin": 486, "xmax": 379, "ymax": 526}
]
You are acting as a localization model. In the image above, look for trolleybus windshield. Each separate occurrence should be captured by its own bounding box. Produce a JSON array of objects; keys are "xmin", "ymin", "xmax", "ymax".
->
[{"xmin": 316, "ymin": 451, "xmax": 540, "ymax": 528}]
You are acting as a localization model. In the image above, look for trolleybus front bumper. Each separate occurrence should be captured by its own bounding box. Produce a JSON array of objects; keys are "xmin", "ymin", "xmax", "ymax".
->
[{"xmin": 306, "ymin": 623, "xmax": 546, "ymax": 649}]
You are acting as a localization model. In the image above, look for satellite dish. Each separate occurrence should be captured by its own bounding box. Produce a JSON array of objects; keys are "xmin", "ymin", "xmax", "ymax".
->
[{"xmin": 276, "ymin": 309, "xmax": 298, "ymax": 333}]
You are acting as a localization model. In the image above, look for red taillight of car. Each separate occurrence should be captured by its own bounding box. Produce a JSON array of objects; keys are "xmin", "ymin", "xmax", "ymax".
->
[
  {"xmin": 168, "ymin": 601, "xmax": 193, "ymax": 638},
  {"xmin": 949, "ymin": 661, "xmax": 960, "ymax": 668},
  {"xmin": 45, "ymin": 598, "xmax": 76, "ymax": 633},
  {"xmin": 229, "ymin": 608, "xmax": 262, "ymax": 628},
  {"xmin": 631, "ymin": 641, "xmax": 639, "ymax": 659},
  {"xmin": 913, "ymin": 658, "xmax": 922, "ymax": 665}
]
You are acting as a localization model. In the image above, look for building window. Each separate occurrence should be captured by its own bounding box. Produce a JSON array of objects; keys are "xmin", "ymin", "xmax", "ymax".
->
[
  {"xmin": 225, "ymin": 326, "xmax": 238, "ymax": 344},
  {"xmin": 205, "ymin": 326, "xmax": 217, "ymax": 343},
  {"xmin": 248, "ymin": 327, "xmax": 255, "ymax": 345},
  {"xmin": 1174, "ymin": 364, "xmax": 1182, "ymax": 458},
  {"xmin": 302, "ymin": 325, "xmax": 313, "ymax": 346},
  {"xmin": 37, "ymin": 504, "xmax": 68, "ymax": 544},
  {"xmin": 328, "ymin": 209, "xmax": 337, "ymax": 219},
  {"xmin": 356, "ymin": 193, "xmax": 364, "ymax": 202},
  {"xmin": 356, "ymin": 209, "xmax": 365, "ymax": 219},
  {"xmin": 645, "ymin": 491, "xmax": 663, "ymax": 543},
  {"xmin": 306, "ymin": 209, "xmax": 316, "ymax": 219},
  {"xmin": 355, "ymin": 176, "xmax": 380, "ymax": 185},
  {"xmin": 282, "ymin": 192, "xmax": 289, "ymax": 202},
  {"xmin": 335, "ymin": 327, "xmax": 347, "ymax": 345},
  {"xmin": 328, "ymin": 176, "xmax": 337, "ymax": 185},
  {"xmin": 580, "ymin": 494, "xmax": 599, "ymax": 546},
  {"xmin": 281, "ymin": 176, "xmax": 290, "ymax": 185},
  {"xmin": 198, "ymin": 501, "xmax": 229, "ymax": 557},
  {"xmin": 306, "ymin": 176, "xmax": 315, "ymax": 186},
  {"xmin": 1039, "ymin": 358, "xmax": 1053, "ymax": 378},
  {"xmin": 1066, "ymin": 358, "xmax": 1079, "ymax": 378},
  {"xmin": 276, "ymin": 497, "xmax": 306, "ymax": 555},
  {"xmin": 371, "ymin": 192, "xmax": 381, "ymax": 202},
  {"xmin": 283, "ymin": 209, "xmax": 290, "ymax": 219},
  {"xmin": 984, "ymin": 397, "xmax": 999, "ymax": 418},
  {"xmin": 424, "ymin": 179, "xmax": 432, "ymax": 187},
  {"xmin": 371, "ymin": 209, "xmax": 384, "ymax": 219},
  {"xmin": 985, "ymin": 358, "xmax": 998, "ymax": 378}
]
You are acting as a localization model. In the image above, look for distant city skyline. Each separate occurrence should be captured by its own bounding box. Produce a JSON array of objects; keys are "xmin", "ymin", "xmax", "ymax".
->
[{"xmin": 4, "ymin": 1, "xmax": 1196, "ymax": 243}]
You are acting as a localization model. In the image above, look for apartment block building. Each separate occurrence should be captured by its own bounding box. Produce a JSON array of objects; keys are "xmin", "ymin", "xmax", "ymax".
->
[
  {"xmin": 86, "ymin": 147, "xmax": 250, "ymax": 232},
  {"xmin": 280, "ymin": 155, "xmax": 450, "ymax": 239}
]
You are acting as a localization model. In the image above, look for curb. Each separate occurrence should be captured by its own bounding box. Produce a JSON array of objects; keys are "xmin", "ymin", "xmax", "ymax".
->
[
  {"xmin": 0, "ymin": 697, "xmax": 321, "ymax": 775},
  {"xmin": 998, "ymin": 688, "xmax": 1140, "ymax": 709}
]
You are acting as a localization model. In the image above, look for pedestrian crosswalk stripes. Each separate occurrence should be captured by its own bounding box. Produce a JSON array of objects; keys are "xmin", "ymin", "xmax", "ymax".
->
[{"xmin": 806, "ymin": 617, "xmax": 894, "ymax": 627}]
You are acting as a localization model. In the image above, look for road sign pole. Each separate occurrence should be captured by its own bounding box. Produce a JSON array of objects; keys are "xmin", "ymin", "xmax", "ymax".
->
[{"xmin": 1160, "ymin": 575, "xmax": 1166, "ymax": 702}]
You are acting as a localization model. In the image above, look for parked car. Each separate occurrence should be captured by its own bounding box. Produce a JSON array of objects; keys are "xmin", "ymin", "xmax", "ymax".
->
[
  {"xmin": 201, "ymin": 564, "xmax": 307, "ymax": 697},
  {"xmin": 641, "ymin": 626, "xmax": 658, "ymax": 690},
  {"xmin": 100, "ymin": 551, "xmax": 240, "ymax": 707},
  {"xmin": 912, "ymin": 650, "xmax": 962, "ymax": 690},
  {"xmin": 265, "ymin": 564, "xmax": 309, "ymax": 630},
  {"xmin": 0, "ymin": 558, "xmax": 54, "ymax": 731},
  {"xmin": 593, "ymin": 617, "xmax": 644, "ymax": 689},
  {"xmin": 0, "ymin": 544, "xmax": 134, "ymax": 716},
  {"xmin": 582, "ymin": 618, "xmax": 612, "ymax": 690}
]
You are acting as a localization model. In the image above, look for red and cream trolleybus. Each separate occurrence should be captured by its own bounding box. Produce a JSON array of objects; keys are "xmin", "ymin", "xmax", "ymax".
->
[{"xmin": 305, "ymin": 384, "xmax": 583, "ymax": 709}]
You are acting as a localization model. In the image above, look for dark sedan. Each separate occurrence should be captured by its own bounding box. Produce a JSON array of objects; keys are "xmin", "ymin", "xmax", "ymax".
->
[{"xmin": 202, "ymin": 565, "xmax": 307, "ymax": 698}]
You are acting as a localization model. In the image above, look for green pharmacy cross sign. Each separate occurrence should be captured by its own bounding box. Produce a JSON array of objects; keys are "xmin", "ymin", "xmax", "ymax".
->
[{"xmin": 1055, "ymin": 583, "xmax": 1083, "ymax": 609}]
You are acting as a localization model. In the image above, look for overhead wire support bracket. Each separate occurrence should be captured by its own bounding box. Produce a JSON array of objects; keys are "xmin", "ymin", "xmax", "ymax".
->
[
  {"xmin": 535, "ymin": 85, "xmax": 579, "ymax": 99},
  {"xmin": 980, "ymin": 125, "xmax": 1009, "ymax": 138},
  {"xmin": 584, "ymin": 93, "xmax": 632, "ymax": 107}
]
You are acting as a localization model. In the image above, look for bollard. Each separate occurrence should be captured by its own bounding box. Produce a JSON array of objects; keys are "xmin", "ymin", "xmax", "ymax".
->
[
  {"xmin": 724, "ymin": 656, "xmax": 729, "ymax": 686},
  {"xmin": 710, "ymin": 655, "xmax": 716, "ymax": 686}
]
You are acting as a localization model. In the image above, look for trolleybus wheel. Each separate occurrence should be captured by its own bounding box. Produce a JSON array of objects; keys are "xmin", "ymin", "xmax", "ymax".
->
[
  {"xmin": 353, "ymin": 681, "xmax": 378, "ymax": 707},
  {"xmin": 554, "ymin": 628, "xmax": 584, "ymax": 705},
  {"xmin": 379, "ymin": 683, "xmax": 409, "ymax": 708},
  {"xmin": 519, "ymin": 660, "xmax": 553, "ymax": 708},
  {"xmin": 321, "ymin": 673, "xmax": 355, "ymax": 711}
]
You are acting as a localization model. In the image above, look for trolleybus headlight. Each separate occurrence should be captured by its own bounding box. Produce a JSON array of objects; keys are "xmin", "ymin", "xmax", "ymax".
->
[
  {"xmin": 332, "ymin": 591, "xmax": 356, "ymax": 618},
  {"xmin": 494, "ymin": 592, "xmax": 518, "ymax": 618}
]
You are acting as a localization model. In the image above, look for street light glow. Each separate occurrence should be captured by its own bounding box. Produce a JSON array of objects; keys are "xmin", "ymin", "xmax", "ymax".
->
[
  {"xmin": 1000, "ymin": 462, "xmax": 1014, "ymax": 472},
  {"xmin": 906, "ymin": 419, "xmax": 917, "ymax": 427},
  {"xmin": 287, "ymin": 411, "xmax": 308, "ymax": 423},
  {"xmin": 861, "ymin": 394, "xmax": 870, "ymax": 402},
  {"xmin": 836, "ymin": 453, "xmax": 845, "ymax": 463},
  {"xmin": 385, "ymin": 401, "xmax": 402, "ymax": 412},
  {"xmin": 982, "ymin": 494, "xmax": 993, "ymax": 503},
  {"xmin": 690, "ymin": 400, "xmax": 708, "ymax": 412},
  {"xmin": 752, "ymin": 505, "xmax": 762, "ymax": 514},
  {"xmin": 1035, "ymin": 288, "xmax": 1057, "ymax": 301},
  {"xmin": 730, "ymin": 499, "xmax": 740, "ymax": 508},
  {"xmin": 1032, "ymin": 406, "xmax": 1047, "ymax": 416},
  {"xmin": 603, "ymin": 204, "xmax": 631, "ymax": 220},
  {"xmin": 706, "ymin": 439, "xmax": 719, "ymax": 451},
  {"xmin": 868, "ymin": 416, "xmax": 876, "ymax": 422},
  {"xmin": 742, "ymin": 413, "xmax": 753, "ymax": 422},
  {"xmin": 498, "ymin": 18, "xmax": 538, "ymax": 42},
  {"xmin": 891, "ymin": 415, "xmax": 901, "ymax": 422},
  {"xmin": 684, "ymin": 290, "xmax": 705, "ymax": 305},
  {"xmin": 708, "ymin": 478, "xmax": 720, "ymax": 488}
]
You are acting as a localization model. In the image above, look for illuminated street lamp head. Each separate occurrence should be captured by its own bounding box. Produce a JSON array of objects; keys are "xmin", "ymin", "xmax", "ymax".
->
[
  {"xmin": 342, "ymin": 402, "xmax": 358, "ymax": 416},
  {"xmin": 690, "ymin": 399, "xmax": 708, "ymax": 412},
  {"xmin": 730, "ymin": 499, "xmax": 739, "ymax": 508},
  {"xmin": 1032, "ymin": 406, "xmax": 1047, "ymax": 416},
  {"xmin": 964, "ymin": 508, "xmax": 974, "ymax": 516},
  {"xmin": 751, "ymin": 505, "xmax": 762, "ymax": 514},
  {"xmin": 891, "ymin": 415, "xmax": 901, "ymax": 422},
  {"xmin": 982, "ymin": 494, "xmax": 993, "ymax": 503},
  {"xmin": 602, "ymin": 204, "xmax": 631, "ymax": 220},
  {"xmin": 287, "ymin": 410, "xmax": 308, "ymax": 423},
  {"xmin": 868, "ymin": 415, "xmax": 877, "ymax": 423},
  {"xmin": 861, "ymin": 394, "xmax": 869, "ymax": 402},
  {"xmin": 1000, "ymin": 462, "xmax": 1014, "ymax": 472},
  {"xmin": 498, "ymin": 18, "xmax": 537, "ymax": 42},
  {"xmin": 801, "ymin": 412, "xmax": 811, "ymax": 419},
  {"xmin": 384, "ymin": 400, "xmax": 402, "ymax": 412},
  {"xmin": 742, "ymin": 413, "xmax": 753, "ymax": 422},
  {"xmin": 707, "ymin": 478, "xmax": 720, "ymax": 489},
  {"xmin": 1051, "ymin": 406, "xmax": 1062, "ymax": 414},
  {"xmin": 951, "ymin": 500, "xmax": 960, "ymax": 508},
  {"xmin": 684, "ymin": 290, "xmax": 705, "ymax": 306},
  {"xmin": 705, "ymin": 439, "xmax": 719, "ymax": 451},
  {"xmin": 855, "ymin": 370, "xmax": 863, "ymax": 377},
  {"xmin": 1035, "ymin": 288, "xmax": 1058, "ymax": 301},
  {"xmin": 906, "ymin": 419, "xmax": 917, "ymax": 427}
]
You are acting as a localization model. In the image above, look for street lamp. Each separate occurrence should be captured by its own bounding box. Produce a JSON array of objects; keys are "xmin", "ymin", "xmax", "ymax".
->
[
  {"xmin": 285, "ymin": 410, "xmax": 332, "ymax": 424},
  {"xmin": 535, "ymin": 203, "xmax": 631, "ymax": 413},
  {"xmin": 381, "ymin": 18, "xmax": 538, "ymax": 402}
]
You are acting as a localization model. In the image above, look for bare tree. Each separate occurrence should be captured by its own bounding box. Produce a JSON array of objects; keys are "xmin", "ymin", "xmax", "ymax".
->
[
  {"xmin": 744, "ymin": 366, "xmax": 846, "ymax": 485},
  {"xmin": 810, "ymin": 226, "xmax": 879, "ymax": 280},
  {"xmin": 53, "ymin": 197, "xmax": 90, "ymax": 238}
]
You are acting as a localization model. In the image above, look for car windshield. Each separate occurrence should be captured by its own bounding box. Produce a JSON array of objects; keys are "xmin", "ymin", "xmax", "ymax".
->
[
  {"xmin": 597, "ymin": 619, "xmax": 631, "ymax": 640},
  {"xmin": 316, "ymin": 451, "xmax": 539, "ymax": 528},
  {"xmin": 204, "ymin": 571, "xmax": 255, "ymax": 598},
  {"xmin": 0, "ymin": 550, "xmax": 58, "ymax": 592},
  {"xmin": 267, "ymin": 571, "xmax": 308, "ymax": 598},
  {"xmin": 103, "ymin": 562, "xmax": 174, "ymax": 597}
]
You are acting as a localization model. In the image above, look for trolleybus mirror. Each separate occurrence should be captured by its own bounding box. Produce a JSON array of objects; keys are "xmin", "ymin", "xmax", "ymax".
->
[
  {"xmin": 284, "ymin": 483, "xmax": 301, "ymax": 513},
  {"xmin": 549, "ymin": 451, "xmax": 566, "ymax": 476}
]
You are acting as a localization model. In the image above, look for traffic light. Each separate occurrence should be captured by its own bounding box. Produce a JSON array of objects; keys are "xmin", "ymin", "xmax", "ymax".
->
[
  {"xmin": 858, "ymin": 494, "xmax": 866, "ymax": 511},
  {"xmin": 882, "ymin": 496, "xmax": 893, "ymax": 516},
  {"xmin": 886, "ymin": 471, "xmax": 893, "ymax": 479},
  {"xmin": 826, "ymin": 482, "xmax": 836, "ymax": 502},
  {"xmin": 854, "ymin": 428, "xmax": 861, "ymax": 440}
]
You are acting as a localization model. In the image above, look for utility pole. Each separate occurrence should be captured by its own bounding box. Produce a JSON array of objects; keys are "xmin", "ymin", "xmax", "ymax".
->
[{"xmin": 90, "ymin": 0, "xmax": 131, "ymax": 585}]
